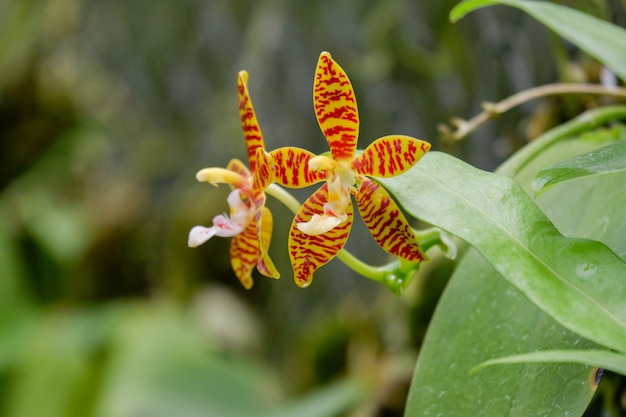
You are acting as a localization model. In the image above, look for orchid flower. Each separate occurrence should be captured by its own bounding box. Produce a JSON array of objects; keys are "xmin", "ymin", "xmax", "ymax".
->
[
  {"xmin": 273, "ymin": 51, "xmax": 431, "ymax": 287},
  {"xmin": 188, "ymin": 71, "xmax": 278, "ymax": 289}
]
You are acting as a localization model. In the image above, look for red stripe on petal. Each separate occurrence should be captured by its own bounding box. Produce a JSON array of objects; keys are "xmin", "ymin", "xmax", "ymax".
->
[
  {"xmin": 353, "ymin": 136, "xmax": 431, "ymax": 178},
  {"xmin": 226, "ymin": 159, "xmax": 251, "ymax": 179},
  {"xmin": 355, "ymin": 180, "xmax": 426, "ymax": 262},
  {"xmin": 269, "ymin": 148, "xmax": 327, "ymax": 188},
  {"xmin": 314, "ymin": 52, "xmax": 359, "ymax": 161},
  {"xmin": 254, "ymin": 149, "xmax": 273, "ymax": 190},
  {"xmin": 238, "ymin": 71, "xmax": 266, "ymax": 172},
  {"xmin": 230, "ymin": 221, "xmax": 260, "ymax": 289}
]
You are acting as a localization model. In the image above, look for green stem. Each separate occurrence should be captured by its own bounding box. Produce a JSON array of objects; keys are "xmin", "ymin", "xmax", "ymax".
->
[
  {"xmin": 335, "ymin": 249, "xmax": 385, "ymax": 282},
  {"xmin": 264, "ymin": 183, "xmax": 386, "ymax": 282},
  {"xmin": 413, "ymin": 228, "xmax": 444, "ymax": 253},
  {"xmin": 496, "ymin": 105, "xmax": 626, "ymax": 177},
  {"xmin": 265, "ymin": 183, "xmax": 303, "ymax": 214}
]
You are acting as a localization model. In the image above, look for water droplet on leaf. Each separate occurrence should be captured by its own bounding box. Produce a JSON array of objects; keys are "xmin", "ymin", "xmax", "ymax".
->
[{"xmin": 576, "ymin": 262, "xmax": 597, "ymax": 279}]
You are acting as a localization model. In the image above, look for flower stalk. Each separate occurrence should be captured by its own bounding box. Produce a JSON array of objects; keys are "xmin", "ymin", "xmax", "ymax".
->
[{"xmin": 266, "ymin": 183, "xmax": 453, "ymax": 294}]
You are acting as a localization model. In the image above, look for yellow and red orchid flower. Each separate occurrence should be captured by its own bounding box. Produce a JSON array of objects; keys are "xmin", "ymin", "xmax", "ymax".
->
[
  {"xmin": 277, "ymin": 51, "xmax": 431, "ymax": 287},
  {"xmin": 188, "ymin": 71, "xmax": 278, "ymax": 289}
]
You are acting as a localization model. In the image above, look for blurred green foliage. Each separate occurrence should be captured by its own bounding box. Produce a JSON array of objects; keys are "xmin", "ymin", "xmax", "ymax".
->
[{"xmin": 0, "ymin": 0, "xmax": 623, "ymax": 416}]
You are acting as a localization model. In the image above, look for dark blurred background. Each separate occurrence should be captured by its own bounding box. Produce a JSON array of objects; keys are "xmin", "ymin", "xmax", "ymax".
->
[{"xmin": 0, "ymin": 0, "xmax": 622, "ymax": 416}]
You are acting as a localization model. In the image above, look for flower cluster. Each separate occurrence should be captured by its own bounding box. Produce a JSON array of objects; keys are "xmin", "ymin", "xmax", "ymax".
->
[{"xmin": 189, "ymin": 52, "xmax": 431, "ymax": 289}]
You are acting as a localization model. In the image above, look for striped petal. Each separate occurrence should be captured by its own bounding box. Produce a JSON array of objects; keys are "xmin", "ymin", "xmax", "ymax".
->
[
  {"xmin": 269, "ymin": 147, "xmax": 328, "ymax": 188},
  {"xmin": 230, "ymin": 220, "xmax": 261, "ymax": 289},
  {"xmin": 351, "ymin": 136, "xmax": 431, "ymax": 178},
  {"xmin": 355, "ymin": 179, "xmax": 427, "ymax": 262},
  {"xmin": 314, "ymin": 52, "xmax": 359, "ymax": 161},
  {"xmin": 238, "ymin": 71, "xmax": 265, "ymax": 172},
  {"xmin": 226, "ymin": 159, "xmax": 251, "ymax": 179},
  {"xmin": 254, "ymin": 148, "xmax": 273, "ymax": 190},
  {"xmin": 288, "ymin": 183, "xmax": 353, "ymax": 287},
  {"xmin": 255, "ymin": 203, "xmax": 279, "ymax": 279}
]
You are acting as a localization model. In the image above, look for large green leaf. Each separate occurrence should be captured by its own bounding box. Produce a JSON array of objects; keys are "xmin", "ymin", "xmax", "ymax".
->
[
  {"xmin": 382, "ymin": 151, "xmax": 626, "ymax": 353},
  {"xmin": 534, "ymin": 139, "xmax": 626, "ymax": 195},
  {"xmin": 392, "ymin": 130, "xmax": 626, "ymax": 415},
  {"xmin": 404, "ymin": 251, "xmax": 598, "ymax": 417},
  {"xmin": 450, "ymin": 0, "xmax": 626, "ymax": 82}
]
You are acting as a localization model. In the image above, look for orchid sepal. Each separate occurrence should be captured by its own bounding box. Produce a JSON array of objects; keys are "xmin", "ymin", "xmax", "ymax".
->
[
  {"xmin": 355, "ymin": 179, "xmax": 427, "ymax": 263},
  {"xmin": 255, "ymin": 204, "xmax": 280, "ymax": 279},
  {"xmin": 268, "ymin": 147, "xmax": 329, "ymax": 188},
  {"xmin": 351, "ymin": 135, "xmax": 431, "ymax": 178},
  {"xmin": 314, "ymin": 51, "xmax": 359, "ymax": 161}
]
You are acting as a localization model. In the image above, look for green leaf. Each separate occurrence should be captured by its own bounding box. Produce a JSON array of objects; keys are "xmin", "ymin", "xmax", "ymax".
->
[
  {"xmin": 404, "ymin": 250, "xmax": 598, "ymax": 416},
  {"xmin": 473, "ymin": 350, "xmax": 626, "ymax": 377},
  {"xmin": 450, "ymin": 0, "xmax": 626, "ymax": 81},
  {"xmin": 397, "ymin": 130, "xmax": 626, "ymax": 416},
  {"xmin": 533, "ymin": 140, "xmax": 626, "ymax": 194},
  {"xmin": 381, "ymin": 151, "xmax": 626, "ymax": 352}
]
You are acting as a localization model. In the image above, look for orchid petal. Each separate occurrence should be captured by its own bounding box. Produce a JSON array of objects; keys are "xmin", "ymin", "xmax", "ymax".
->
[
  {"xmin": 187, "ymin": 211, "xmax": 245, "ymax": 247},
  {"xmin": 196, "ymin": 166, "xmax": 249, "ymax": 188},
  {"xmin": 226, "ymin": 159, "xmax": 251, "ymax": 179},
  {"xmin": 297, "ymin": 174, "xmax": 351, "ymax": 235},
  {"xmin": 254, "ymin": 192, "xmax": 280, "ymax": 278},
  {"xmin": 268, "ymin": 147, "xmax": 328, "ymax": 188},
  {"xmin": 255, "ymin": 201, "xmax": 279, "ymax": 279},
  {"xmin": 230, "ymin": 221, "xmax": 260, "ymax": 289},
  {"xmin": 227, "ymin": 189, "xmax": 254, "ymax": 226},
  {"xmin": 325, "ymin": 174, "xmax": 352, "ymax": 212},
  {"xmin": 258, "ymin": 205, "xmax": 273, "ymax": 251},
  {"xmin": 355, "ymin": 179, "xmax": 427, "ymax": 262},
  {"xmin": 238, "ymin": 71, "xmax": 265, "ymax": 171},
  {"xmin": 254, "ymin": 148, "xmax": 274, "ymax": 190},
  {"xmin": 314, "ymin": 52, "xmax": 359, "ymax": 161},
  {"xmin": 288, "ymin": 183, "xmax": 353, "ymax": 287},
  {"xmin": 352, "ymin": 136, "xmax": 431, "ymax": 178},
  {"xmin": 188, "ymin": 225, "xmax": 218, "ymax": 247},
  {"xmin": 212, "ymin": 214, "xmax": 246, "ymax": 236}
]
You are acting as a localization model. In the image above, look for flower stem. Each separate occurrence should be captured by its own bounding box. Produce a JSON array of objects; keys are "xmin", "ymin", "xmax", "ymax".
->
[
  {"xmin": 265, "ymin": 183, "xmax": 302, "ymax": 214},
  {"xmin": 412, "ymin": 228, "xmax": 443, "ymax": 253}
]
